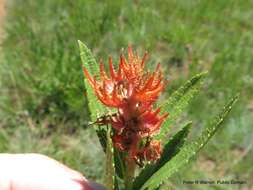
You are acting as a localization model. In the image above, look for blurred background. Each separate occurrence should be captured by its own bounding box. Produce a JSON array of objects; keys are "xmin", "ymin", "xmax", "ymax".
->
[{"xmin": 0, "ymin": 0, "xmax": 252, "ymax": 189}]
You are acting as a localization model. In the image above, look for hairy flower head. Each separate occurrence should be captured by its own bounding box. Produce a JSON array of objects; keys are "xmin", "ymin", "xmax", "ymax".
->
[
  {"xmin": 83, "ymin": 47, "xmax": 164, "ymax": 108},
  {"xmin": 83, "ymin": 46, "xmax": 168, "ymax": 164}
]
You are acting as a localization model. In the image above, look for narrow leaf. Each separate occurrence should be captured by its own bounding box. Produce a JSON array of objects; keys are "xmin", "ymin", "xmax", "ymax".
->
[
  {"xmin": 78, "ymin": 41, "xmax": 111, "ymax": 152},
  {"xmin": 78, "ymin": 40, "xmax": 99, "ymax": 76},
  {"xmin": 78, "ymin": 40, "xmax": 109, "ymax": 121},
  {"xmin": 156, "ymin": 121, "xmax": 192, "ymax": 168},
  {"xmin": 156, "ymin": 72, "xmax": 207, "ymax": 141},
  {"xmin": 133, "ymin": 122, "xmax": 192, "ymax": 190},
  {"xmin": 114, "ymin": 148, "xmax": 126, "ymax": 179},
  {"xmin": 141, "ymin": 95, "xmax": 238, "ymax": 190},
  {"xmin": 96, "ymin": 128, "xmax": 107, "ymax": 153},
  {"xmin": 105, "ymin": 128, "xmax": 115, "ymax": 190}
]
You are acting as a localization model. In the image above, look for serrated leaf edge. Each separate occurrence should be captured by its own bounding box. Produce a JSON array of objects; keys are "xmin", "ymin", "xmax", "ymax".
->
[{"xmin": 141, "ymin": 95, "xmax": 238, "ymax": 189}]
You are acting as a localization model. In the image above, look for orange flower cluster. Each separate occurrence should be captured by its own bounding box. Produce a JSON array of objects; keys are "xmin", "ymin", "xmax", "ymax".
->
[{"xmin": 83, "ymin": 47, "xmax": 168, "ymax": 166}]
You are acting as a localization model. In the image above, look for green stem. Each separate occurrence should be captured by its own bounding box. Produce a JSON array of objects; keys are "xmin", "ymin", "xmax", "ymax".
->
[{"xmin": 125, "ymin": 159, "xmax": 136, "ymax": 190}]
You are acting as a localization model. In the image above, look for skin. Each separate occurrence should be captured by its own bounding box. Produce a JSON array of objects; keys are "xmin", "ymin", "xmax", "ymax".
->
[{"xmin": 0, "ymin": 154, "xmax": 105, "ymax": 190}]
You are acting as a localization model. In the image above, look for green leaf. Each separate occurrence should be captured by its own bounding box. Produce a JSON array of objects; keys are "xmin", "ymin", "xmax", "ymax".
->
[
  {"xmin": 96, "ymin": 128, "xmax": 107, "ymax": 153},
  {"xmin": 78, "ymin": 40, "xmax": 99, "ymax": 77},
  {"xmin": 133, "ymin": 122, "xmax": 191, "ymax": 190},
  {"xmin": 105, "ymin": 128, "xmax": 115, "ymax": 190},
  {"xmin": 79, "ymin": 42, "xmax": 122, "ymax": 184},
  {"xmin": 100, "ymin": 128, "xmax": 126, "ymax": 180},
  {"xmin": 78, "ymin": 40, "xmax": 109, "ymax": 121},
  {"xmin": 98, "ymin": 128, "xmax": 124, "ymax": 187},
  {"xmin": 156, "ymin": 121, "xmax": 192, "ymax": 169},
  {"xmin": 79, "ymin": 41, "xmax": 112, "ymax": 152},
  {"xmin": 156, "ymin": 72, "xmax": 207, "ymax": 142},
  {"xmin": 140, "ymin": 95, "xmax": 238, "ymax": 190},
  {"xmin": 114, "ymin": 148, "xmax": 126, "ymax": 179}
]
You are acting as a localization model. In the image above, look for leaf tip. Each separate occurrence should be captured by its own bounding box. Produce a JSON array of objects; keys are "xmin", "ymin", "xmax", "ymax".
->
[{"xmin": 78, "ymin": 40, "xmax": 85, "ymax": 50}]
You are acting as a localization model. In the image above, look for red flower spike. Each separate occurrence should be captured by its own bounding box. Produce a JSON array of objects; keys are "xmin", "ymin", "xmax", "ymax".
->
[
  {"xmin": 109, "ymin": 56, "xmax": 116, "ymax": 79},
  {"xmin": 83, "ymin": 46, "xmax": 169, "ymax": 164}
]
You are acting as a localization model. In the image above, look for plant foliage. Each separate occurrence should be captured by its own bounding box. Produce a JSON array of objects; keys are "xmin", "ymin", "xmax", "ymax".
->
[
  {"xmin": 156, "ymin": 72, "xmax": 207, "ymax": 141},
  {"xmin": 79, "ymin": 42, "xmax": 238, "ymax": 190},
  {"xmin": 105, "ymin": 127, "xmax": 116, "ymax": 190},
  {"xmin": 140, "ymin": 95, "xmax": 238, "ymax": 190},
  {"xmin": 78, "ymin": 40, "xmax": 108, "ymax": 121},
  {"xmin": 133, "ymin": 122, "xmax": 192, "ymax": 190}
]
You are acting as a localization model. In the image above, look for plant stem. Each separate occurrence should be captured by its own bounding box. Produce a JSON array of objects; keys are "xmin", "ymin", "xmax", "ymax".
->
[{"xmin": 125, "ymin": 159, "xmax": 136, "ymax": 190}]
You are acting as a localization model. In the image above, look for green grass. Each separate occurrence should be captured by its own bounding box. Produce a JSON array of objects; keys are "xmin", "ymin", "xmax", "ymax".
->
[{"xmin": 0, "ymin": 0, "xmax": 253, "ymax": 189}]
